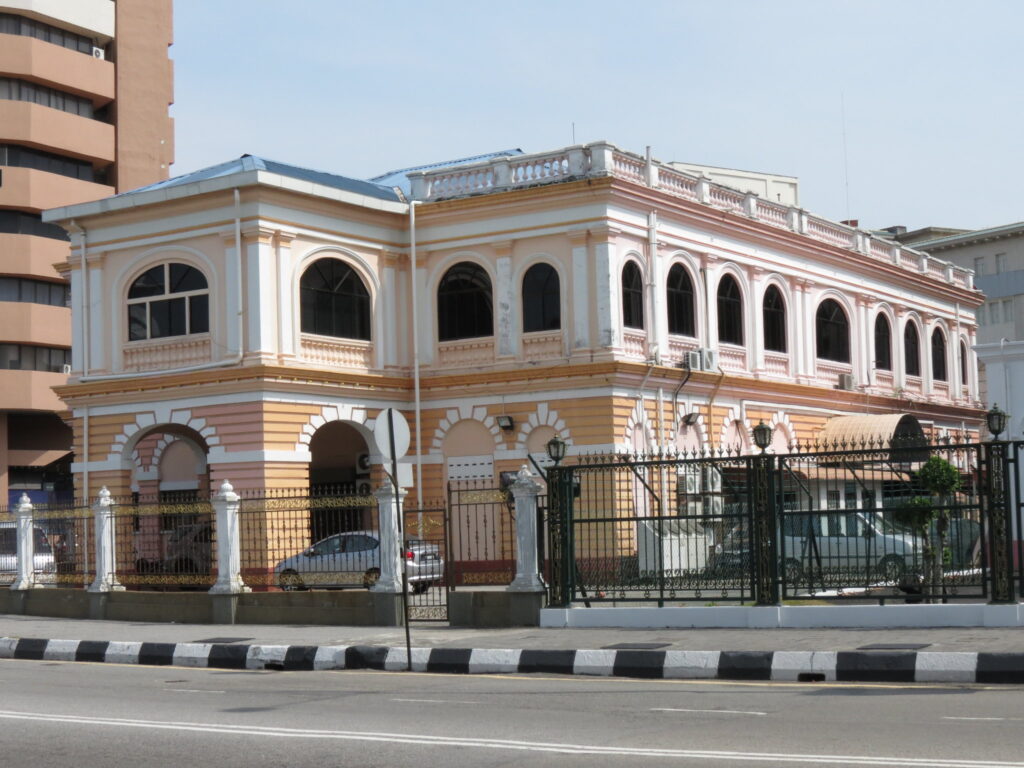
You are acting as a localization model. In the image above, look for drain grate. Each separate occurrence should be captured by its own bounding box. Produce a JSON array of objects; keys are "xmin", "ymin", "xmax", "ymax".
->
[
  {"xmin": 602, "ymin": 642, "xmax": 671, "ymax": 650},
  {"xmin": 856, "ymin": 643, "xmax": 931, "ymax": 651},
  {"xmin": 193, "ymin": 637, "xmax": 254, "ymax": 644}
]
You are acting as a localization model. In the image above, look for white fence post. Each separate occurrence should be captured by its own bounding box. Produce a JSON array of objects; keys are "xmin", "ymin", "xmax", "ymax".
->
[
  {"xmin": 508, "ymin": 465, "xmax": 546, "ymax": 592},
  {"xmin": 210, "ymin": 480, "xmax": 249, "ymax": 594},
  {"xmin": 10, "ymin": 493, "xmax": 37, "ymax": 591},
  {"xmin": 88, "ymin": 487, "xmax": 123, "ymax": 593},
  {"xmin": 372, "ymin": 484, "xmax": 405, "ymax": 593}
]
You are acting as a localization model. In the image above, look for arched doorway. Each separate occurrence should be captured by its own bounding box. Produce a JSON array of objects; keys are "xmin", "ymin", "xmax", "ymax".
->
[{"xmin": 308, "ymin": 420, "xmax": 372, "ymax": 541}]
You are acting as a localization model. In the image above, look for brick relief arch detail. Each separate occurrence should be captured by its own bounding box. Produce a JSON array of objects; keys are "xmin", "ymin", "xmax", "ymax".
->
[
  {"xmin": 513, "ymin": 402, "xmax": 573, "ymax": 452},
  {"xmin": 294, "ymin": 403, "xmax": 373, "ymax": 453},
  {"xmin": 719, "ymin": 405, "xmax": 753, "ymax": 451},
  {"xmin": 622, "ymin": 399, "xmax": 656, "ymax": 453},
  {"xmin": 110, "ymin": 407, "xmax": 221, "ymax": 469},
  {"xmin": 767, "ymin": 410, "xmax": 796, "ymax": 453},
  {"xmin": 431, "ymin": 404, "xmax": 501, "ymax": 453}
]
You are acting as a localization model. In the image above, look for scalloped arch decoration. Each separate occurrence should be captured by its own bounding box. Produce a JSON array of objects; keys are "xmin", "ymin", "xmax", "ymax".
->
[
  {"xmin": 110, "ymin": 408, "xmax": 220, "ymax": 469},
  {"xmin": 623, "ymin": 399, "xmax": 656, "ymax": 453},
  {"xmin": 514, "ymin": 402, "xmax": 573, "ymax": 452},
  {"xmin": 431, "ymin": 404, "xmax": 502, "ymax": 453},
  {"xmin": 295, "ymin": 403, "xmax": 373, "ymax": 452}
]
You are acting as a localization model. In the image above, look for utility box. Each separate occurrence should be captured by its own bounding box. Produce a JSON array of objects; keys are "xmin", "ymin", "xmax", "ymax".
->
[{"xmin": 636, "ymin": 518, "xmax": 709, "ymax": 578}]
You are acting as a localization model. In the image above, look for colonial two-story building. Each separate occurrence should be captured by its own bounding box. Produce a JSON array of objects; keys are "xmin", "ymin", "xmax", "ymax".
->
[{"xmin": 43, "ymin": 142, "xmax": 984, "ymax": 509}]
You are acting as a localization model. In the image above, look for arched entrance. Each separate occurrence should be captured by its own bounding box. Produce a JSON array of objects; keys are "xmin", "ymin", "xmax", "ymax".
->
[{"xmin": 308, "ymin": 420, "xmax": 372, "ymax": 541}]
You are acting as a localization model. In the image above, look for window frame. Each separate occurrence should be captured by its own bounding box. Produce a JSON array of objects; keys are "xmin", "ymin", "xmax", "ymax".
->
[
  {"xmin": 874, "ymin": 314, "xmax": 892, "ymax": 371},
  {"xmin": 716, "ymin": 273, "xmax": 744, "ymax": 346},
  {"xmin": 126, "ymin": 263, "xmax": 210, "ymax": 343},
  {"xmin": 815, "ymin": 299, "xmax": 851, "ymax": 363},
  {"xmin": 621, "ymin": 261, "xmax": 645, "ymax": 331},
  {"xmin": 437, "ymin": 261, "xmax": 494, "ymax": 342},
  {"xmin": 931, "ymin": 327, "xmax": 948, "ymax": 382},
  {"xmin": 666, "ymin": 263, "xmax": 695, "ymax": 337},
  {"xmin": 299, "ymin": 257, "xmax": 372, "ymax": 341},
  {"xmin": 762, "ymin": 284, "xmax": 787, "ymax": 353},
  {"xmin": 521, "ymin": 262, "xmax": 561, "ymax": 333},
  {"xmin": 904, "ymin": 322, "xmax": 921, "ymax": 377}
]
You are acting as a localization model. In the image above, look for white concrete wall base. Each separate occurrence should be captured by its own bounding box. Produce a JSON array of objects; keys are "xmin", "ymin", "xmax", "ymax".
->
[{"xmin": 540, "ymin": 603, "xmax": 1024, "ymax": 629}]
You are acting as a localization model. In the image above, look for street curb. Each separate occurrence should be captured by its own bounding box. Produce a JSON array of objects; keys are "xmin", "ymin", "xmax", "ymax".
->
[{"xmin": 2, "ymin": 637, "xmax": 1023, "ymax": 683}]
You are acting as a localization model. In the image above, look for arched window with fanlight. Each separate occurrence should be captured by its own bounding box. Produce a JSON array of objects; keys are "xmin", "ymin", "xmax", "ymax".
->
[
  {"xmin": 960, "ymin": 340, "xmax": 969, "ymax": 387},
  {"xmin": 666, "ymin": 263, "xmax": 695, "ymax": 337},
  {"xmin": 815, "ymin": 299, "xmax": 850, "ymax": 363},
  {"xmin": 522, "ymin": 263, "xmax": 560, "ymax": 333},
  {"xmin": 300, "ymin": 257, "xmax": 371, "ymax": 340},
  {"xmin": 931, "ymin": 328, "xmax": 947, "ymax": 382},
  {"xmin": 128, "ymin": 263, "xmax": 209, "ymax": 341},
  {"xmin": 762, "ymin": 285, "xmax": 786, "ymax": 353},
  {"xmin": 717, "ymin": 274, "xmax": 743, "ymax": 345},
  {"xmin": 438, "ymin": 262, "xmax": 493, "ymax": 341},
  {"xmin": 874, "ymin": 314, "xmax": 892, "ymax": 371},
  {"xmin": 622, "ymin": 261, "xmax": 644, "ymax": 330},
  {"xmin": 904, "ymin": 322, "xmax": 921, "ymax": 377}
]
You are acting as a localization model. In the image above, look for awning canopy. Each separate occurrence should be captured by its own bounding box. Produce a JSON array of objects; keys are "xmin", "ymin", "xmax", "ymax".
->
[{"xmin": 815, "ymin": 414, "xmax": 925, "ymax": 449}]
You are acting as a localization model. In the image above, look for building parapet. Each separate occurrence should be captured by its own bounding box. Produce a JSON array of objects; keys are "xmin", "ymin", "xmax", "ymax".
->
[{"xmin": 408, "ymin": 142, "xmax": 976, "ymax": 293}]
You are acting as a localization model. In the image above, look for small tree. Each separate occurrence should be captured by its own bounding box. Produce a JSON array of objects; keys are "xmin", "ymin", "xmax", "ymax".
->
[{"xmin": 894, "ymin": 456, "xmax": 961, "ymax": 601}]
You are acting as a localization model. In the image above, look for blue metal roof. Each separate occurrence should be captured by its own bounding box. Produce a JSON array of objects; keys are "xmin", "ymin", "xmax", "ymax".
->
[
  {"xmin": 370, "ymin": 148, "xmax": 523, "ymax": 196},
  {"xmin": 125, "ymin": 155, "xmax": 404, "ymax": 202}
]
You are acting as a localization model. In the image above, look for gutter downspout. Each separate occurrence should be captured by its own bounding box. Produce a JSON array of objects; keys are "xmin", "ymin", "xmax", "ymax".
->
[
  {"xmin": 410, "ymin": 201, "xmax": 424, "ymax": 522},
  {"xmin": 66, "ymin": 220, "xmax": 90, "ymax": 496},
  {"xmin": 77, "ymin": 188, "xmax": 247, "ymax": 383}
]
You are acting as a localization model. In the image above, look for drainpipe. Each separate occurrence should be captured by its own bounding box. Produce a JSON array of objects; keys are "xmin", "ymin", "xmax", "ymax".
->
[
  {"xmin": 700, "ymin": 266, "xmax": 711, "ymax": 352},
  {"xmin": 65, "ymin": 220, "xmax": 90, "ymax": 496},
  {"xmin": 410, "ymin": 201, "xmax": 424, "ymax": 516},
  {"xmin": 233, "ymin": 188, "xmax": 245, "ymax": 362}
]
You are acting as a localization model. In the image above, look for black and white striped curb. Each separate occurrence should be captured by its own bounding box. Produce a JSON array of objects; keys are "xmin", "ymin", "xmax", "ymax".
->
[{"xmin": 3, "ymin": 637, "xmax": 1024, "ymax": 683}]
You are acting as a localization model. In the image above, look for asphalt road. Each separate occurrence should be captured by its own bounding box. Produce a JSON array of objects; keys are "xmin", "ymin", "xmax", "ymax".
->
[{"xmin": 2, "ymin": 658, "xmax": 1023, "ymax": 767}]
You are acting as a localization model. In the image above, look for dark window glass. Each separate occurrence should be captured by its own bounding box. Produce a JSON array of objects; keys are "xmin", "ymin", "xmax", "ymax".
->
[
  {"xmin": 0, "ymin": 77, "xmax": 96, "ymax": 119},
  {"xmin": 762, "ymin": 285, "xmax": 786, "ymax": 353},
  {"xmin": 815, "ymin": 299, "xmax": 850, "ymax": 363},
  {"xmin": 299, "ymin": 258, "xmax": 371, "ymax": 340},
  {"xmin": 904, "ymin": 323, "xmax": 921, "ymax": 377},
  {"xmin": 960, "ymin": 341, "xmax": 969, "ymax": 386},
  {"xmin": 0, "ymin": 210, "xmax": 68, "ymax": 240},
  {"xmin": 0, "ymin": 277, "xmax": 68, "ymax": 307},
  {"xmin": 717, "ymin": 274, "xmax": 744, "ymax": 345},
  {"xmin": 522, "ymin": 263, "xmax": 560, "ymax": 333},
  {"xmin": 874, "ymin": 314, "xmax": 892, "ymax": 371},
  {"xmin": 931, "ymin": 328, "xmax": 947, "ymax": 382},
  {"xmin": 0, "ymin": 144, "xmax": 96, "ymax": 182},
  {"xmin": 438, "ymin": 262, "xmax": 492, "ymax": 341},
  {"xmin": 0, "ymin": 343, "xmax": 67, "ymax": 372},
  {"xmin": 126, "ymin": 263, "xmax": 209, "ymax": 342},
  {"xmin": 0, "ymin": 13, "xmax": 96, "ymax": 55},
  {"xmin": 667, "ymin": 264, "xmax": 695, "ymax": 336},
  {"xmin": 621, "ymin": 262, "xmax": 644, "ymax": 330}
]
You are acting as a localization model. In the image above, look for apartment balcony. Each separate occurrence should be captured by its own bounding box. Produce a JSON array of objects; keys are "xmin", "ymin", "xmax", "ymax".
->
[
  {"xmin": 0, "ymin": 34, "xmax": 114, "ymax": 103},
  {"xmin": 122, "ymin": 335, "xmax": 212, "ymax": 372},
  {"xmin": 0, "ymin": 234, "xmax": 69, "ymax": 280},
  {"xmin": 0, "ymin": 100, "xmax": 115, "ymax": 164},
  {"xmin": 0, "ymin": 302, "xmax": 69, "ymax": 347},
  {"xmin": 0, "ymin": 166, "xmax": 113, "ymax": 214},
  {"xmin": 0, "ymin": 369, "xmax": 66, "ymax": 411},
  {"xmin": 299, "ymin": 334, "xmax": 373, "ymax": 369}
]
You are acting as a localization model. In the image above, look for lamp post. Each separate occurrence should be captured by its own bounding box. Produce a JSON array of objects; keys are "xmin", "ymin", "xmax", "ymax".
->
[
  {"xmin": 546, "ymin": 434, "xmax": 567, "ymax": 466},
  {"xmin": 752, "ymin": 420, "xmax": 773, "ymax": 454},
  {"xmin": 987, "ymin": 404, "xmax": 1008, "ymax": 441}
]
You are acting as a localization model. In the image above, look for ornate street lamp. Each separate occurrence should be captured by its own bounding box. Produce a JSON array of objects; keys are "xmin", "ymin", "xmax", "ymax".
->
[
  {"xmin": 986, "ymin": 404, "xmax": 1008, "ymax": 441},
  {"xmin": 546, "ymin": 434, "xmax": 567, "ymax": 465},
  {"xmin": 752, "ymin": 420, "xmax": 773, "ymax": 454}
]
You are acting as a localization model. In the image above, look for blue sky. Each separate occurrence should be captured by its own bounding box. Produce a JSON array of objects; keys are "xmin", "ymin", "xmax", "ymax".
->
[{"xmin": 172, "ymin": 1, "xmax": 1023, "ymax": 232}]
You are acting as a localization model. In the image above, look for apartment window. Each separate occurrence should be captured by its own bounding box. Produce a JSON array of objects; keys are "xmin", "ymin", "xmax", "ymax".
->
[
  {"xmin": 904, "ymin": 323, "xmax": 921, "ymax": 377},
  {"xmin": 0, "ymin": 78, "xmax": 95, "ymax": 119},
  {"xmin": 438, "ymin": 262, "xmax": 493, "ymax": 341},
  {"xmin": 300, "ymin": 258, "xmax": 371, "ymax": 340},
  {"xmin": 0, "ymin": 144, "xmax": 98, "ymax": 182},
  {"xmin": 874, "ymin": 314, "xmax": 892, "ymax": 371},
  {"xmin": 815, "ymin": 299, "xmax": 850, "ymax": 363},
  {"xmin": 990, "ymin": 301, "xmax": 1001, "ymax": 324},
  {"xmin": 0, "ymin": 278, "xmax": 68, "ymax": 307},
  {"xmin": 0, "ymin": 344, "xmax": 69, "ymax": 372},
  {"xmin": 977, "ymin": 304, "xmax": 987, "ymax": 325},
  {"xmin": 522, "ymin": 263, "xmax": 560, "ymax": 333},
  {"xmin": 931, "ymin": 328, "xmax": 947, "ymax": 382},
  {"xmin": 666, "ymin": 264, "xmax": 695, "ymax": 336},
  {"xmin": 0, "ymin": 211, "xmax": 68, "ymax": 241},
  {"xmin": 1002, "ymin": 299, "xmax": 1013, "ymax": 324},
  {"xmin": 0, "ymin": 13, "xmax": 97, "ymax": 55},
  {"xmin": 762, "ymin": 285, "xmax": 786, "ymax": 353},
  {"xmin": 960, "ymin": 341, "xmax": 969, "ymax": 386},
  {"xmin": 717, "ymin": 274, "xmax": 744, "ymax": 345},
  {"xmin": 974, "ymin": 257, "xmax": 986, "ymax": 276},
  {"xmin": 127, "ymin": 264, "xmax": 209, "ymax": 341},
  {"xmin": 995, "ymin": 253, "xmax": 1006, "ymax": 274},
  {"xmin": 621, "ymin": 261, "xmax": 644, "ymax": 330}
]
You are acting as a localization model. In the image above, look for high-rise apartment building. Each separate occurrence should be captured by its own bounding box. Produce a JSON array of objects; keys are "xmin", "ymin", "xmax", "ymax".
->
[{"xmin": 0, "ymin": 0, "xmax": 173, "ymax": 503}]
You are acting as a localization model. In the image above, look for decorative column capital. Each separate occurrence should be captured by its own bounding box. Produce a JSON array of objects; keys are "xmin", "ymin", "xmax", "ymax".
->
[
  {"xmin": 491, "ymin": 240, "xmax": 514, "ymax": 258},
  {"xmin": 566, "ymin": 227, "xmax": 589, "ymax": 247}
]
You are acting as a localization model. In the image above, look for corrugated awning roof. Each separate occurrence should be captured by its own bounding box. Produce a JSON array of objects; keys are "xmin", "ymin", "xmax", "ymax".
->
[{"xmin": 816, "ymin": 414, "xmax": 925, "ymax": 448}]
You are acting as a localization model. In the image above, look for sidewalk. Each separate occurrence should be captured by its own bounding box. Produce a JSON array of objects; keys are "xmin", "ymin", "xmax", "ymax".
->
[{"xmin": 2, "ymin": 613, "xmax": 1023, "ymax": 684}]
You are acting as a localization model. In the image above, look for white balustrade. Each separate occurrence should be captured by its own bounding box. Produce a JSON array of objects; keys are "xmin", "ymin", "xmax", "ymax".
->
[
  {"xmin": 708, "ymin": 185, "xmax": 745, "ymax": 214},
  {"xmin": 123, "ymin": 335, "xmax": 212, "ymax": 372},
  {"xmin": 522, "ymin": 331, "xmax": 562, "ymax": 361},
  {"xmin": 755, "ymin": 199, "xmax": 789, "ymax": 226},
  {"xmin": 719, "ymin": 344, "xmax": 748, "ymax": 372},
  {"xmin": 903, "ymin": 375, "xmax": 924, "ymax": 396},
  {"xmin": 436, "ymin": 338, "xmax": 495, "ymax": 367},
  {"xmin": 874, "ymin": 370, "xmax": 895, "ymax": 390},
  {"xmin": 815, "ymin": 360, "xmax": 853, "ymax": 386},
  {"xmin": 300, "ymin": 334, "xmax": 374, "ymax": 368},
  {"xmin": 657, "ymin": 167, "xmax": 699, "ymax": 201},
  {"xmin": 622, "ymin": 330, "xmax": 647, "ymax": 358},
  {"xmin": 666, "ymin": 335, "xmax": 699, "ymax": 363},
  {"xmin": 763, "ymin": 351, "xmax": 791, "ymax": 377}
]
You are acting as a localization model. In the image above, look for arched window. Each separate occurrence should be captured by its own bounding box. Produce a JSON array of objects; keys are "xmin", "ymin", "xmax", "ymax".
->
[
  {"xmin": 299, "ymin": 258, "xmax": 371, "ymax": 340},
  {"xmin": 815, "ymin": 299, "xmax": 850, "ymax": 363},
  {"xmin": 904, "ymin": 323, "xmax": 921, "ymax": 377},
  {"xmin": 127, "ymin": 263, "xmax": 209, "ymax": 341},
  {"xmin": 762, "ymin": 285, "xmax": 786, "ymax": 353},
  {"xmin": 874, "ymin": 314, "xmax": 892, "ymax": 371},
  {"xmin": 522, "ymin": 263, "xmax": 560, "ymax": 333},
  {"xmin": 666, "ymin": 263, "xmax": 695, "ymax": 336},
  {"xmin": 717, "ymin": 274, "xmax": 743, "ymax": 345},
  {"xmin": 622, "ymin": 261, "xmax": 644, "ymax": 330},
  {"xmin": 931, "ymin": 328, "xmax": 947, "ymax": 382},
  {"xmin": 960, "ymin": 340, "xmax": 969, "ymax": 386},
  {"xmin": 438, "ymin": 262, "xmax": 493, "ymax": 341}
]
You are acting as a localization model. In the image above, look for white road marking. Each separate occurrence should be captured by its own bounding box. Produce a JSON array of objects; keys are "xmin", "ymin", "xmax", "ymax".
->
[
  {"xmin": 0, "ymin": 709, "xmax": 1021, "ymax": 766},
  {"xmin": 168, "ymin": 689, "xmax": 226, "ymax": 694},
  {"xmin": 390, "ymin": 698, "xmax": 478, "ymax": 704},
  {"xmin": 652, "ymin": 708, "xmax": 767, "ymax": 716},
  {"xmin": 944, "ymin": 717, "xmax": 1024, "ymax": 722}
]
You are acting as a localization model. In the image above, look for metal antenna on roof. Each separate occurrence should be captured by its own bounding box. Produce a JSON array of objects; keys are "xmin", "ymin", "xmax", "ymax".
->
[
  {"xmin": 571, "ymin": 122, "xmax": 576, "ymax": 145},
  {"xmin": 841, "ymin": 92, "xmax": 851, "ymax": 222}
]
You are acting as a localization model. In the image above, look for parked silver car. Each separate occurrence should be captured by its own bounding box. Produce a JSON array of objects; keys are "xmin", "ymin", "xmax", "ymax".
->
[
  {"xmin": 0, "ymin": 521, "xmax": 56, "ymax": 584},
  {"xmin": 274, "ymin": 530, "xmax": 443, "ymax": 593}
]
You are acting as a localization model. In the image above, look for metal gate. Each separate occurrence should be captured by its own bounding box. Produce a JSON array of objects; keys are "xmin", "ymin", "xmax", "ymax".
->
[{"xmin": 403, "ymin": 505, "xmax": 447, "ymax": 621}]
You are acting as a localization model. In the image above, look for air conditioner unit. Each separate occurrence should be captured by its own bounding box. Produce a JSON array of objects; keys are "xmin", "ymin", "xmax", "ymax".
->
[
  {"xmin": 92, "ymin": 47, "xmax": 105, "ymax": 60},
  {"xmin": 61, "ymin": 364, "xmax": 72, "ymax": 375},
  {"xmin": 685, "ymin": 350, "xmax": 702, "ymax": 371},
  {"xmin": 678, "ymin": 465, "xmax": 701, "ymax": 495},
  {"xmin": 837, "ymin": 373, "xmax": 856, "ymax": 391},
  {"xmin": 701, "ymin": 349, "xmax": 719, "ymax": 372},
  {"xmin": 355, "ymin": 452, "xmax": 371, "ymax": 475}
]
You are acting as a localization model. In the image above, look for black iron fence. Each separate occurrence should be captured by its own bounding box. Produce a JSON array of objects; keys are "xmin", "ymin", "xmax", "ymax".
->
[
  {"xmin": 547, "ymin": 440, "xmax": 1022, "ymax": 607},
  {"xmin": 447, "ymin": 480, "xmax": 517, "ymax": 587}
]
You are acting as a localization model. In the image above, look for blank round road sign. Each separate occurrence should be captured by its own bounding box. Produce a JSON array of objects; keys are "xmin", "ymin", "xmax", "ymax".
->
[{"xmin": 374, "ymin": 407, "xmax": 410, "ymax": 459}]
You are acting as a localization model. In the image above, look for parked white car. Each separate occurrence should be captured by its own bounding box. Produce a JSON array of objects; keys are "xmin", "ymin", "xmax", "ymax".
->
[
  {"xmin": 0, "ymin": 521, "xmax": 56, "ymax": 584},
  {"xmin": 273, "ymin": 530, "xmax": 443, "ymax": 594}
]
